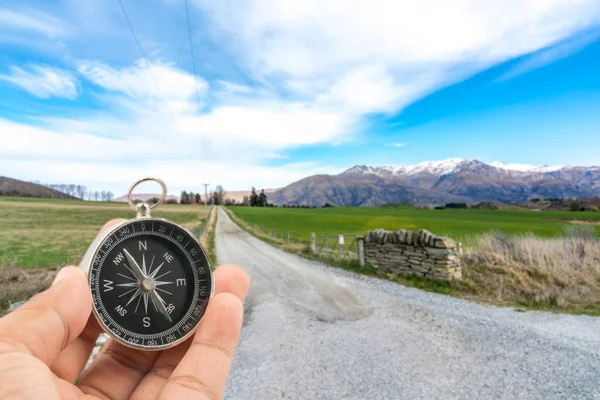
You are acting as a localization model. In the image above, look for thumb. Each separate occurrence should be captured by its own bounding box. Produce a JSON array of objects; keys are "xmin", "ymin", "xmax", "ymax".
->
[{"xmin": 0, "ymin": 266, "xmax": 91, "ymax": 366}]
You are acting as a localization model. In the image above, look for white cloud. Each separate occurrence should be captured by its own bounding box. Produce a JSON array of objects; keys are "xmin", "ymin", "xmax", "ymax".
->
[
  {"xmin": 216, "ymin": 80, "xmax": 252, "ymax": 94},
  {"xmin": 0, "ymin": 65, "xmax": 79, "ymax": 99},
  {"xmin": 2, "ymin": 0, "xmax": 600, "ymax": 191},
  {"xmin": 77, "ymin": 60, "xmax": 208, "ymax": 104},
  {"xmin": 199, "ymin": 0, "xmax": 600, "ymax": 112},
  {"xmin": 0, "ymin": 8, "xmax": 67, "ymax": 38},
  {"xmin": 496, "ymin": 31, "xmax": 600, "ymax": 81},
  {"xmin": 387, "ymin": 143, "xmax": 405, "ymax": 148}
]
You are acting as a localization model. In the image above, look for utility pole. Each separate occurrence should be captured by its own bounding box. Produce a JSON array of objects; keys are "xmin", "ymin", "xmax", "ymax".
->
[{"xmin": 202, "ymin": 183, "xmax": 210, "ymax": 208}]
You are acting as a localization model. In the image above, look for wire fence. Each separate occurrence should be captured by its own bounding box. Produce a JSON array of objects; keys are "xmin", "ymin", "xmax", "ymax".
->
[
  {"xmin": 242, "ymin": 220, "xmax": 361, "ymax": 261},
  {"xmin": 314, "ymin": 234, "xmax": 360, "ymax": 261}
]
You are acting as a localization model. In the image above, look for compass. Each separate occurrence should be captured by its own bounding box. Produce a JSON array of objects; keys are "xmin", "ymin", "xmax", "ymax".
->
[{"xmin": 81, "ymin": 178, "xmax": 213, "ymax": 351}]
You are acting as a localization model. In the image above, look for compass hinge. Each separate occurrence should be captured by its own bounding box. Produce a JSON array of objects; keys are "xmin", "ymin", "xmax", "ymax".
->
[{"xmin": 136, "ymin": 202, "xmax": 152, "ymax": 218}]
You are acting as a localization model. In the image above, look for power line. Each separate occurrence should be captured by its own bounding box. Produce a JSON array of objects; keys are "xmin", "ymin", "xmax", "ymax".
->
[
  {"xmin": 117, "ymin": 0, "xmax": 165, "ymax": 101},
  {"xmin": 184, "ymin": 0, "xmax": 202, "ymax": 111}
]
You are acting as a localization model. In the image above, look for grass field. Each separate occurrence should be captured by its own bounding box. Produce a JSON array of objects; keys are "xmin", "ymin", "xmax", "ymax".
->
[
  {"xmin": 227, "ymin": 205, "xmax": 600, "ymax": 243},
  {"xmin": 0, "ymin": 197, "xmax": 210, "ymax": 268}
]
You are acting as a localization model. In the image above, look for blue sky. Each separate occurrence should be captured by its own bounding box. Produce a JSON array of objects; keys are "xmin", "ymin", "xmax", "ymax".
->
[{"xmin": 1, "ymin": 0, "xmax": 600, "ymax": 195}]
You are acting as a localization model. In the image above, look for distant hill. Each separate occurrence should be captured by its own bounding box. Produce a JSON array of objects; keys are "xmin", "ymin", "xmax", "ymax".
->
[
  {"xmin": 0, "ymin": 176, "xmax": 76, "ymax": 199},
  {"xmin": 270, "ymin": 159, "xmax": 600, "ymax": 207}
]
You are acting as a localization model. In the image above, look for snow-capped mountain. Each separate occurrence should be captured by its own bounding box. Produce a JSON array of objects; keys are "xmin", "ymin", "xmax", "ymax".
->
[
  {"xmin": 341, "ymin": 158, "xmax": 577, "ymax": 178},
  {"xmin": 271, "ymin": 159, "xmax": 600, "ymax": 207}
]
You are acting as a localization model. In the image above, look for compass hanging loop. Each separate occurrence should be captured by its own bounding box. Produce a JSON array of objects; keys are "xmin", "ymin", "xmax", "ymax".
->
[{"xmin": 127, "ymin": 177, "xmax": 168, "ymax": 218}]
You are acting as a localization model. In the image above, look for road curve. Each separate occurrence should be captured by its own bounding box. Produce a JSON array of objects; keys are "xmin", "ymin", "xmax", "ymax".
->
[{"xmin": 216, "ymin": 208, "xmax": 600, "ymax": 400}]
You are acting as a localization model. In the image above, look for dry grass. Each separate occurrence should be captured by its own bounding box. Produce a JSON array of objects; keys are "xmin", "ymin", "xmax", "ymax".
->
[
  {"xmin": 461, "ymin": 231, "xmax": 600, "ymax": 313},
  {"xmin": 0, "ymin": 266, "xmax": 57, "ymax": 314}
]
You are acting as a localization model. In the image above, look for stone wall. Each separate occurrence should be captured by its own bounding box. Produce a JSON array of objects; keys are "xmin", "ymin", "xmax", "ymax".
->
[{"xmin": 363, "ymin": 229, "xmax": 461, "ymax": 280}]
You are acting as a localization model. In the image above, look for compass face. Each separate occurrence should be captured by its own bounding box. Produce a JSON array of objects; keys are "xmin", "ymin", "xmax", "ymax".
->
[{"xmin": 88, "ymin": 218, "xmax": 212, "ymax": 350}]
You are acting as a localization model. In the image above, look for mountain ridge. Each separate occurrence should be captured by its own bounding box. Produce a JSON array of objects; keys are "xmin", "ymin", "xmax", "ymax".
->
[{"xmin": 271, "ymin": 159, "xmax": 600, "ymax": 207}]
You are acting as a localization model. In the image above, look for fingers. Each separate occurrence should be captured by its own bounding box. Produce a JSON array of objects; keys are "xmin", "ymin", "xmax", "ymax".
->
[
  {"xmin": 131, "ymin": 264, "xmax": 250, "ymax": 400},
  {"xmin": 51, "ymin": 218, "xmax": 125, "ymax": 383},
  {"xmin": 78, "ymin": 340, "xmax": 161, "ymax": 399},
  {"xmin": 0, "ymin": 266, "xmax": 91, "ymax": 367},
  {"xmin": 214, "ymin": 264, "xmax": 251, "ymax": 302},
  {"xmin": 159, "ymin": 293, "xmax": 244, "ymax": 400}
]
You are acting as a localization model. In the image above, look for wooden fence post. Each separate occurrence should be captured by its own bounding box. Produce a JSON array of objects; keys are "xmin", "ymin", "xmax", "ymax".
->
[
  {"xmin": 310, "ymin": 233, "xmax": 316, "ymax": 255},
  {"xmin": 286, "ymin": 230, "xmax": 290, "ymax": 243}
]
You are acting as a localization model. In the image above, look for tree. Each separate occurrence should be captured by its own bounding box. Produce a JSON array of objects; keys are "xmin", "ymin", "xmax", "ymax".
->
[
  {"xmin": 258, "ymin": 189, "xmax": 267, "ymax": 207},
  {"xmin": 94, "ymin": 191, "xmax": 100, "ymax": 201},
  {"xmin": 180, "ymin": 191, "xmax": 189, "ymax": 204},
  {"xmin": 215, "ymin": 185, "xmax": 226, "ymax": 205},
  {"xmin": 106, "ymin": 191, "xmax": 114, "ymax": 201},
  {"xmin": 195, "ymin": 193, "xmax": 201, "ymax": 204},
  {"xmin": 76, "ymin": 185, "xmax": 87, "ymax": 200},
  {"xmin": 100, "ymin": 190, "xmax": 107, "ymax": 201},
  {"xmin": 249, "ymin": 187, "xmax": 258, "ymax": 207}
]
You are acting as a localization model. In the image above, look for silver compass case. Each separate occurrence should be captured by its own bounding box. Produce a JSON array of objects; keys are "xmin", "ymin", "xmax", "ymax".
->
[{"xmin": 81, "ymin": 178, "xmax": 214, "ymax": 351}]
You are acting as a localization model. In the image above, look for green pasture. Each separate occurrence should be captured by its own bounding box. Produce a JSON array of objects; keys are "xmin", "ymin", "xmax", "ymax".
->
[
  {"xmin": 0, "ymin": 197, "xmax": 208, "ymax": 268},
  {"xmin": 227, "ymin": 205, "xmax": 600, "ymax": 244}
]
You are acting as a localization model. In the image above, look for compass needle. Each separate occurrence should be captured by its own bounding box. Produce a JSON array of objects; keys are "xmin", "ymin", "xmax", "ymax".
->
[
  {"xmin": 117, "ymin": 272, "xmax": 137, "ymax": 282},
  {"xmin": 150, "ymin": 291, "xmax": 172, "ymax": 323},
  {"xmin": 116, "ymin": 282, "xmax": 139, "ymax": 288},
  {"xmin": 85, "ymin": 179, "xmax": 212, "ymax": 350},
  {"xmin": 123, "ymin": 249, "xmax": 145, "ymax": 282}
]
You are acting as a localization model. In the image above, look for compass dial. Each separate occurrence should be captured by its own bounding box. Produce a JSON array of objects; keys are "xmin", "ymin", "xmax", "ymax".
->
[{"xmin": 88, "ymin": 218, "xmax": 212, "ymax": 350}]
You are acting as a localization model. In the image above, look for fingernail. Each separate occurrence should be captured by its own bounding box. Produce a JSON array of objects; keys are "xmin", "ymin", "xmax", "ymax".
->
[{"xmin": 53, "ymin": 267, "xmax": 71, "ymax": 285}]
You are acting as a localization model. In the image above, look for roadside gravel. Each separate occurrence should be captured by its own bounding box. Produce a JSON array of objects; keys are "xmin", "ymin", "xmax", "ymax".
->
[{"xmin": 216, "ymin": 208, "xmax": 600, "ymax": 400}]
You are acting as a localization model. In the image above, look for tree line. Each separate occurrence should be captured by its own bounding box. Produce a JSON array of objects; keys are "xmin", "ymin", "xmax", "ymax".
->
[
  {"xmin": 180, "ymin": 185, "xmax": 227, "ymax": 205},
  {"xmin": 41, "ymin": 183, "xmax": 114, "ymax": 201}
]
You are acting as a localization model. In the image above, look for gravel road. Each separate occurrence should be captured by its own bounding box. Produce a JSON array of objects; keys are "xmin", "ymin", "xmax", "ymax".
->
[{"xmin": 216, "ymin": 208, "xmax": 600, "ymax": 400}]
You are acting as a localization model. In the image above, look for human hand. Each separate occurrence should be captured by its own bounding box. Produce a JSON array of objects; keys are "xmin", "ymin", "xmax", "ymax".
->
[{"xmin": 0, "ymin": 219, "xmax": 250, "ymax": 400}]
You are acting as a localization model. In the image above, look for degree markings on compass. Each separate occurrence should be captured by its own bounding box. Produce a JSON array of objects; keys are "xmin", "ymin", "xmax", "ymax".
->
[
  {"xmin": 170, "ymin": 227, "xmax": 174, "ymax": 237},
  {"xmin": 184, "ymin": 240, "xmax": 190, "ymax": 248}
]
